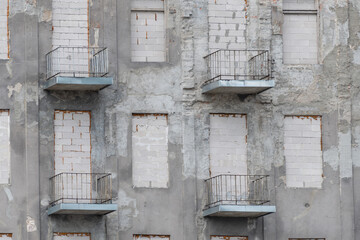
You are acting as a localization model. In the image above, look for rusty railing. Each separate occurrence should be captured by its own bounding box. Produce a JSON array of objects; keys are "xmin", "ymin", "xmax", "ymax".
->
[
  {"xmin": 49, "ymin": 172, "xmax": 112, "ymax": 206},
  {"xmin": 203, "ymin": 50, "xmax": 271, "ymax": 85},
  {"xmin": 205, "ymin": 174, "xmax": 270, "ymax": 209},
  {"xmin": 46, "ymin": 47, "xmax": 109, "ymax": 80}
]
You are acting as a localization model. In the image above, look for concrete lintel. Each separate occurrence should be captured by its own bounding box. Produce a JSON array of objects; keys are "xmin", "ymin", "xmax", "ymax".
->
[
  {"xmin": 202, "ymin": 80, "xmax": 275, "ymax": 94},
  {"xmin": 44, "ymin": 76, "xmax": 113, "ymax": 91},
  {"xmin": 48, "ymin": 203, "xmax": 117, "ymax": 215},
  {"xmin": 203, "ymin": 205, "xmax": 276, "ymax": 218}
]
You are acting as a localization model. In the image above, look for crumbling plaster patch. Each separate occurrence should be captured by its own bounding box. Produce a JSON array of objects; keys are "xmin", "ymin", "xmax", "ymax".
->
[
  {"xmin": 118, "ymin": 189, "xmax": 139, "ymax": 232},
  {"xmin": 7, "ymin": 83, "xmax": 22, "ymax": 98}
]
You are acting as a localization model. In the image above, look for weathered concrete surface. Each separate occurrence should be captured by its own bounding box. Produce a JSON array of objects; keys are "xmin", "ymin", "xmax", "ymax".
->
[{"xmin": 0, "ymin": 0, "xmax": 359, "ymax": 239}]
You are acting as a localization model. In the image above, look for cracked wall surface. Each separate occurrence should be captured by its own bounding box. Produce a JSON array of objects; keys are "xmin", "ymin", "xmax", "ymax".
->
[{"xmin": 0, "ymin": 0, "xmax": 359, "ymax": 239}]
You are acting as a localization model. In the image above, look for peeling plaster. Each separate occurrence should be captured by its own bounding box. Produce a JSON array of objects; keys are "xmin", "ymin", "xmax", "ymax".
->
[
  {"xmin": 323, "ymin": 146, "xmax": 339, "ymax": 171},
  {"xmin": 353, "ymin": 47, "xmax": 360, "ymax": 64},
  {"xmin": 40, "ymin": 9, "xmax": 52, "ymax": 22},
  {"xmin": 6, "ymin": 59, "xmax": 12, "ymax": 78},
  {"xmin": 118, "ymin": 189, "xmax": 139, "ymax": 231},
  {"xmin": 26, "ymin": 216, "xmax": 37, "ymax": 232},
  {"xmin": 7, "ymin": 83, "xmax": 22, "ymax": 98},
  {"xmin": 3, "ymin": 187, "xmax": 13, "ymax": 202}
]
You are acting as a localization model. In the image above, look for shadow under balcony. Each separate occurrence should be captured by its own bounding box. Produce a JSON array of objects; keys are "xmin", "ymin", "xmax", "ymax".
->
[
  {"xmin": 48, "ymin": 173, "xmax": 117, "ymax": 215},
  {"xmin": 44, "ymin": 47, "xmax": 113, "ymax": 91},
  {"xmin": 202, "ymin": 50, "xmax": 275, "ymax": 94},
  {"xmin": 203, "ymin": 174, "xmax": 276, "ymax": 218}
]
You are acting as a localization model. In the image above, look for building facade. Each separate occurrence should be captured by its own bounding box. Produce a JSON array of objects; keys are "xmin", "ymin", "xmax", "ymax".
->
[{"xmin": 0, "ymin": 0, "xmax": 359, "ymax": 239}]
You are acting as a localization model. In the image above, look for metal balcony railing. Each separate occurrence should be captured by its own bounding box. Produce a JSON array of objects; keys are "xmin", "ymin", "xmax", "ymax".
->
[
  {"xmin": 203, "ymin": 50, "xmax": 272, "ymax": 85},
  {"xmin": 49, "ymin": 172, "xmax": 113, "ymax": 206},
  {"xmin": 46, "ymin": 47, "xmax": 109, "ymax": 80},
  {"xmin": 205, "ymin": 174, "xmax": 270, "ymax": 209}
]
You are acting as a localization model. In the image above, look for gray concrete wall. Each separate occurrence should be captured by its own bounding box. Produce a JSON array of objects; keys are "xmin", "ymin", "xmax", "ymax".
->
[{"xmin": 0, "ymin": 0, "xmax": 359, "ymax": 239}]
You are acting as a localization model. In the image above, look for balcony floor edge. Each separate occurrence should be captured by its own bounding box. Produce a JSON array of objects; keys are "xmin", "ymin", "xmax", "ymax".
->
[
  {"xmin": 202, "ymin": 79, "xmax": 275, "ymax": 94},
  {"xmin": 203, "ymin": 205, "xmax": 276, "ymax": 218},
  {"xmin": 44, "ymin": 76, "xmax": 113, "ymax": 91},
  {"xmin": 48, "ymin": 203, "xmax": 117, "ymax": 215}
]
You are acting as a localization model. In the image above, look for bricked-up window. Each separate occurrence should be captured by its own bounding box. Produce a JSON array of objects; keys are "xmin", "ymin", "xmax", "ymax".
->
[
  {"xmin": 284, "ymin": 116, "xmax": 323, "ymax": 188},
  {"xmin": 210, "ymin": 114, "xmax": 247, "ymax": 177},
  {"xmin": 54, "ymin": 233, "xmax": 90, "ymax": 240},
  {"xmin": 208, "ymin": 0, "xmax": 246, "ymax": 52},
  {"xmin": 0, "ymin": 0, "xmax": 9, "ymax": 59},
  {"xmin": 134, "ymin": 234, "xmax": 170, "ymax": 240},
  {"xmin": 54, "ymin": 111, "xmax": 91, "ymax": 175},
  {"xmin": 0, "ymin": 234, "xmax": 12, "ymax": 240},
  {"xmin": 52, "ymin": 0, "xmax": 88, "ymax": 47},
  {"xmin": 132, "ymin": 114, "xmax": 169, "ymax": 188},
  {"xmin": 131, "ymin": 0, "xmax": 166, "ymax": 62},
  {"xmin": 0, "ymin": 110, "xmax": 10, "ymax": 184},
  {"xmin": 283, "ymin": 0, "xmax": 318, "ymax": 64}
]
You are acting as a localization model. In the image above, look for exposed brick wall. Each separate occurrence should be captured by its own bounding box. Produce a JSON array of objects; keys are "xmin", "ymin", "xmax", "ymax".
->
[
  {"xmin": 283, "ymin": 14, "xmax": 318, "ymax": 64},
  {"xmin": 131, "ymin": 0, "xmax": 166, "ymax": 62},
  {"xmin": 284, "ymin": 116, "xmax": 323, "ymax": 188},
  {"xmin": 0, "ymin": 0, "xmax": 9, "ymax": 59},
  {"xmin": 210, "ymin": 114, "xmax": 247, "ymax": 177},
  {"xmin": 132, "ymin": 114, "xmax": 169, "ymax": 188},
  {"xmin": 208, "ymin": 0, "xmax": 246, "ymax": 52},
  {"xmin": 0, "ymin": 110, "xmax": 10, "ymax": 184},
  {"xmin": 134, "ymin": 235, "xmax": 170, "ymax": 240},
  {"xmin": 54, "ymin": 110, "xmax": 91, "ymax": 175},
  {"xmin": 54, "ymin": 233, "xmax": 90, "ymax": 240}
]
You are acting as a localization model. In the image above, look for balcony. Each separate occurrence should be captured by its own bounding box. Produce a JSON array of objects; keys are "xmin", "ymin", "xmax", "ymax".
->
[
  {"xmin": 202, "ymin": 50, "xmax": 274, "ymax": 94},
  {"xmin": 44, "ymin": 47, "xmax": 113, "ymax": 91},
  {"xmin": 48, "ymin": 173, "xmax": 117, "ymax": 215},
  {"xmin": 203, "ymin": 175, "xmax": 276, "ymax": 218}
]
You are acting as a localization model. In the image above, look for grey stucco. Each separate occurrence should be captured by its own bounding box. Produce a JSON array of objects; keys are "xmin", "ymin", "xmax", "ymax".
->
[{"xmin": 0, "ymin": 0, "xmax": 359, "ymax": 239}]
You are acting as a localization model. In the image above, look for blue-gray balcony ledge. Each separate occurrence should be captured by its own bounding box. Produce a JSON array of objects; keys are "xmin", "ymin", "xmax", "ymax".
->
[
  {"xmin": 44, "ymin": 46, "xmax": 112, "ymax": 91},
  {"xmin": 203, "ymin": 174, "xmax": 276, "ymax": 218},
  {"xmin": 48, "ymin": 203, "xmax": 117, "ymax": 215},
  {"xmin": 203, "ymin": 49, "xmax": 275, "ymax": 95},
  {"xmin": 44, "ymin": 76, "xmax": 113, "ymax": 91}
]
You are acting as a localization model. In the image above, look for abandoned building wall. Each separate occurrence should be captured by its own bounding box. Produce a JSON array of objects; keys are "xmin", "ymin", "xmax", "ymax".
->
[{"xmin": 0, "ymin": 0, "xmax": 359, "ymax": 239}]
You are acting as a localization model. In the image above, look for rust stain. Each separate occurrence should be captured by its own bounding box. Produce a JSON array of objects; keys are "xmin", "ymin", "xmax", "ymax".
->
[
  {"xmin": 134, "ymin": 235, "xmax": 170, "ymax": 240},
  {"xmin": 0, "ymin": 109, "xmax": 10, "ymax": 115},
  {"xmin": 136, "ymin": 13, "xmax": 138, "ymax": 20},
  {"xmin": 146, "ymin": 31, "xmax": 148, "ymax": 39},
  {"xmin": 54, "ymin": 233, "xmax": 91, "ymax": 237},
  {"xmin": 155, "ymin": 13, "xmax": 157, "ymax": 21},
  {"xmin": 136, "ymin": 125, "xmax": 139, "ymax": 132},
  {"xmin": 0, "ymin": 234, "xmax": 12, "ymax": 237},
  {"xmin": 137, "ymin": 38, "xmax": 139, "ymax": 45},
  {"xmin": 211, "ymin": 236, "xmax": 248, "ymax": 240},
  {"xmin": 145, "ymin": 18, "xmax": 148, "ymax": 26},
  {"xmin": 291, "ymin": 115, "xmax": 320, "ymax": 121}
]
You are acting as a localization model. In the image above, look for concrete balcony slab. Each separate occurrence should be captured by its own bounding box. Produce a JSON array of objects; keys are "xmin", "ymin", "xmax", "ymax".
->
[{"xmin": 44, "ymin": 77, "xmax": 113, "ymax": 91}]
